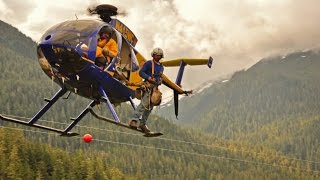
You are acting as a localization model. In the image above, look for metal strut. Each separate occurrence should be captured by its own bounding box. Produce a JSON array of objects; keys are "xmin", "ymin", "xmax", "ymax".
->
[
  {"xmin": 63, "ymin": 85, "xmax": 122, "ymax": 134},
  {"xmin": 29, "ymin": 87, "xmax": 68, "ymax": 125},
  {"xmin": 98, "ymin": 85, "xmax": 120, "ymax": 122},
  {"xmin": 128, "ymin": 96, "xmax": 136, "ymax": 110},
  {"xmin": 63, "ymin": 100, "xmax": 97, "ymax": 134}
]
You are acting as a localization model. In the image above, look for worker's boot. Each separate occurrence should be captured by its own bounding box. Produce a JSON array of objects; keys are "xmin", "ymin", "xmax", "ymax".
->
[
  {"xmin": 139, "ymin": 124, "xmax": 151, "ymax": 133},
  {"xmin": 129, "ymin": 120, "xmax": 138, "ymax": 129}
]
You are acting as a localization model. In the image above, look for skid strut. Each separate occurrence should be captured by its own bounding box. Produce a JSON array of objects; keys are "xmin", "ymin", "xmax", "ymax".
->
[
  {"xmin": 29, "ymin": 88, "xmax": 67, "ymax": 125},
  {"xmin": 64, "ymin": 100, "xmax": 97, "ymax": 133},
  {"xmin": 0, "ymin": 87, "xmax": 81, "ymax": 136},
  {"xmin": 98, "ymin": 85, "xmax": 120, "ymax": 122}
]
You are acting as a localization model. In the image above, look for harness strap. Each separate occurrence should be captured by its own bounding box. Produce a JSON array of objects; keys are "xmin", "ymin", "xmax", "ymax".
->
[{"xmin": 151, "ymin": 60, "xmax": 155, "ymax": 77}]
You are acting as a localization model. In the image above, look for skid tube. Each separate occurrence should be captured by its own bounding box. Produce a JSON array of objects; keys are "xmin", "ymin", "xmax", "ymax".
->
[
  {"xmin": 88, "ymin": 109, "xmax": 163, "ymax": 137},
  {"xmin": 0, "ymin": 114, "xmax": 79, "ymax": 137},
  {"xmin": 0, "ymin": 87, "xmax": 81, "ymax": 137}
]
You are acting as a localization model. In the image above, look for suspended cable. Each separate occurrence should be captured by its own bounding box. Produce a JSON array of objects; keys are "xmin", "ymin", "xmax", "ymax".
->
[
  {"xmin": 0, "ymin": 125, "xmax": 319, "ymax": 175},
  {"xmin": 2, "ymin": 113, "xmax": 320, "ymax": 165}
]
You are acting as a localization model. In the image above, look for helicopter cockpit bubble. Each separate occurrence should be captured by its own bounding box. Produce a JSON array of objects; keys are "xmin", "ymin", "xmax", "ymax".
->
[{"xmin": 38, "ymin": 20, "xmax": 105, "ymax": 75}]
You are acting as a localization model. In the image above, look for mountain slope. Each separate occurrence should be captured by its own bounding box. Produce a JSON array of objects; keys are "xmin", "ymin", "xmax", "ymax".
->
[
  {"xmin": 0, "ymin": 21, "xmax": 36, "ymax": 60},
  {"xmin": 161, "ymin": 51, "xmax": 320, "ymax": 131},
  {"xmin": 0, "ymin": 128, "xmax": 130, "ymax": 179},
  {"xmin": 160, "ymin": 50, "xmax": 320, "ymax": 162}
]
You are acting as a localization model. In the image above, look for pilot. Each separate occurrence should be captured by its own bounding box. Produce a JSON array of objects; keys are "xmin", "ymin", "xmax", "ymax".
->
[
  {"xmin": 129, "ymin": 48, "xmax": 164, "ymax": 133},
  {"xmin": 95, "ymin": 26, "xmax": 118, "ymax": 70}
]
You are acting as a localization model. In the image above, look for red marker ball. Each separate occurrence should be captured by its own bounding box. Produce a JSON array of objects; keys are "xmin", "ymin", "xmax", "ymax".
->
[{"xmin": 83, "ymin": 134, "xmax": 93, "ymax": 143}]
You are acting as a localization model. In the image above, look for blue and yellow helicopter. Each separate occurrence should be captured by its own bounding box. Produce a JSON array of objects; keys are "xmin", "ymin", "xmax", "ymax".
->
[{"xmin": 0, "ymin": 4, "xmax": 213, "ymax": 137}]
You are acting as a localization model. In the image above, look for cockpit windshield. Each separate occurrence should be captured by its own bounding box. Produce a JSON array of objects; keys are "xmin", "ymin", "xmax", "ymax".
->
[
  {"xmin": 40, "ymin": 20, "xmax": 102, "ymax": 45},
  {"xmin": 39, "ymin": 20, "xmax": 104, "ymax": 60},
  {"xmin": 46, "ymin": 20, "xmax": 102, "ymax": 33}
]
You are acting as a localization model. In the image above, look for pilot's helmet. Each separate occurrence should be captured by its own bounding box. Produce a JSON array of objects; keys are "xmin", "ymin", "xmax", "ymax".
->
[
  {"xmin": 99, "ymin": 26, "xmax": 113, "ymax": 36},
  {"xmin": 151, "ymin": 47, "xmax": 164, "ymax": 58}
]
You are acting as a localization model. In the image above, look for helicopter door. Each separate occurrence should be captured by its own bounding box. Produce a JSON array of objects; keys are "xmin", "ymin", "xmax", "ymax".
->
[
  {"xmin": 129, "ymin": 47, "xmax": 139, "ymax": 72},
  {"xmin": 114, "ymin": 36, "xmax": 132, "ymax": 79},
  {"xmin": 106, "ymin": 30, "xmax": 139, "ymax": 85}
]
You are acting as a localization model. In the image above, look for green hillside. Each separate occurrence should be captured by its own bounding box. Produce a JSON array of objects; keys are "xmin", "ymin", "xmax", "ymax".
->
[
  {"xmin": 0, "ymin": 21, "xmax": 36, "ymax": 60},
  {"xmin": 0, "ymin": 129, "xmax": 129, "ymax": 179},
  {"xmin": 160, "ymin": 51, "xmax": 320, "ymax": 163},
  {"xmin": 0, "ymin": 20, "xmax": 319, "ymax": 179}
]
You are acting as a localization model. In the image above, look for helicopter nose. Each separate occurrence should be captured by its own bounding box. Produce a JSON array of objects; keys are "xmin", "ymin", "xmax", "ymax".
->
[
  {"xmin": 38, "ymin": 31, "xmax": 77, "ymax": 65},
  {"xmin": 38, "ymin": 43, "xmax": 58, "ymax": 64},
  {"xmin": 38, "ymin": 43, "xmax": 78, "ymax": 65},
  {"xmin": 38, "ymin": 42, "xmax": 86, "ymax": 74}
]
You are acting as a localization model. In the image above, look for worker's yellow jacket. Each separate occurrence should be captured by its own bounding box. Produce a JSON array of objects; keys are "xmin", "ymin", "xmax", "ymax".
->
[{"xmin": 96, "ymin": 38, "xmax": 118, "ymax": 63}]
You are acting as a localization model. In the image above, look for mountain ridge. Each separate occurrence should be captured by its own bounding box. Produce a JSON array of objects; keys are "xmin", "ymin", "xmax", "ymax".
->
[
  {"xmin": 159, "ymin": 49, "xmax": 320, "ymax": 162},
  {"xmin": 0, "ymin": 20, "xmax": 37, "ymax": 60}
]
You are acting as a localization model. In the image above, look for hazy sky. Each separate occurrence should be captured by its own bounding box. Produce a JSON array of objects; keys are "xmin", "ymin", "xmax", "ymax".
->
[{"xmin": 1, "ymin": 0, "xmax": 320, "ymax": 91}]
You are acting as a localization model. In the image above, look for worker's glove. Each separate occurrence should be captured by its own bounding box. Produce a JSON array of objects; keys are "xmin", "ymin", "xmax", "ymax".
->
[
  {"xmin": 148, "ymin": 78, "xmax": 157, "ymax": 84},
  {"xmin": 184, "ymin": 90, "xmax": 193, "ymax": 95},
  {"xmin": 102, "ymin": 49, "xmax": 109, "ymax": 57}
]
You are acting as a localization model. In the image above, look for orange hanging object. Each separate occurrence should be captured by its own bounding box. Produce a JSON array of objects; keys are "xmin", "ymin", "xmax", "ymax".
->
[{"xmin": 83, "ymin": 134, "xmax": 93, "ymax": 143}]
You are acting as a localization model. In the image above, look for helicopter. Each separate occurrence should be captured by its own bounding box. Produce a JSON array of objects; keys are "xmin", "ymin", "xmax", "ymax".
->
[{"xmin": 0, "ymin": 4, "xmax": 213, "ymax": 137}]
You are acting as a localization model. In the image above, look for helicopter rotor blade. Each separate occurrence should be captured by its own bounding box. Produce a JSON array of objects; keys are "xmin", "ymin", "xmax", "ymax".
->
[{"xmin": 174, "ymin": 91, "xmax": 179, "ymax": 119}]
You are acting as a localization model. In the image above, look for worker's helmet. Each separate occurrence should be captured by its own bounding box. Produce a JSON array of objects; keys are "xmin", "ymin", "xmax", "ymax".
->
[
  {"xmin": 99, "ymin": 26, "xmax": 113, "ymax": 36},
  {"xmin": 151, "ymin": 47, "xmax": 164, "ymax": 58}
]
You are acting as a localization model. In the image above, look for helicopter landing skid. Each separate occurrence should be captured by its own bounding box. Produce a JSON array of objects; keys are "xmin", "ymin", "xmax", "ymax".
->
[
  {"xmin": 0, "ymin": 114, "xmax": 79, "ymax": 137},
  {"xmin": 88, "ymin": 109, "xmax": 163, "ymax": 137}
]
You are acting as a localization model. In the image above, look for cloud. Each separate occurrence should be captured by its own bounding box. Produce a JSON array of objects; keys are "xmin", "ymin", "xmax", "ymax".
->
[
  {"xmin": 0, "ymin": 0, "xmax": 36, "ymax": 23},
  {"xmin": 1, "ymin": 0, "xmax": 320, "ymax": 91}
]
